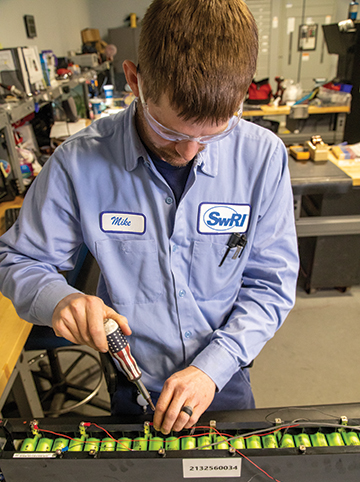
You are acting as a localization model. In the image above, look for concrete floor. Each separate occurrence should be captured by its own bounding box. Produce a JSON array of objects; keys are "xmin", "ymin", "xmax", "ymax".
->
[
  {"xmin": 78, "ymin": 284, "xmax": 360, "ymax": 417},
  {"xmin": 251, "ymin": 285, "xmax": 360, "ymax": 409}
]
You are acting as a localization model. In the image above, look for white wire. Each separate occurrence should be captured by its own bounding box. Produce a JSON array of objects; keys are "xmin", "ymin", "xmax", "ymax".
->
[{"xmin": 190, "ymin": 421, "xmax": 360, "ymax": 450}]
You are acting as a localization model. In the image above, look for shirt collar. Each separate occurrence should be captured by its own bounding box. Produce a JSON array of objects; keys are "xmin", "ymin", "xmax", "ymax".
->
[
  {"xmin": 124, "ymin": 100, "xmax": 219, "ymax": 177},
  {"xmin": 124, "ymin": 101, "xmax": 148, "ymax": 172},
  {"xmin": 195, "ymin": 145, "xmax": 219, "ymax": 177}
]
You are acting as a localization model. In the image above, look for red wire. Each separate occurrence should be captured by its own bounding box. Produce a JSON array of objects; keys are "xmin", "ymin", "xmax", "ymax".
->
[
  {"xmin": 195, "ymin": 425, "xmax": 285, "ymax": 482},
  {"xmin": 88, "ymin": 423, "xmax": 119, "ymax": 443},
  {"xmin": 37, "ymin": 427, "xmax": 133, "ymax": 449},
  {"xmin": 35, "ymin": 422, "xmax": 300, "ymax": 480},
  {"xmin": 35, "ymin": 428, "xmax": 80, "ymax": 442}
]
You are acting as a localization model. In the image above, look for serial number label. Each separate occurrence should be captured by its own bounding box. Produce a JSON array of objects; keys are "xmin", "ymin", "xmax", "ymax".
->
[
  {"xmin": 182, "ymin": 459, "xmax": 241, "ymax": 478},
  {"xmin": 13, "ymin": 453, "xmax": 57, "ymax": 459}
]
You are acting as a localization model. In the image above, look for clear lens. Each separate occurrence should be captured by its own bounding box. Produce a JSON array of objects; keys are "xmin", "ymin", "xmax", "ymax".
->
[{"xmin": 138, "ymin": 79, "xmax": 242, "ymax": 144}]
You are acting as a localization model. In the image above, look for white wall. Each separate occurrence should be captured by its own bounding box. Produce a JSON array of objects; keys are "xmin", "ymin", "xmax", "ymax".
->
[
  {"xmin": 335, "ymin": 0, "xmax": 354, "ymax": 20},
  {"xmin": 0, "ymin": 0, "xmax": 91, "ymax": 57},
  {"xmin": 86, "ymin": 0, "xmax": 151, "ymax": 40},
  {"xmin": 0, "ymin": 0, "xmax": 352, "ymax": 81}
]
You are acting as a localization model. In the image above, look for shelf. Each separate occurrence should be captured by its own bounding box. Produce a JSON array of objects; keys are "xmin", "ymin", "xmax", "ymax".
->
[
  {"xmin": 243, "ymin": 104, "xmax": 351, "ymax": 117},
  {"xmin": 0, "ymin": 98, "xmax": 35, "ymax": 124}
]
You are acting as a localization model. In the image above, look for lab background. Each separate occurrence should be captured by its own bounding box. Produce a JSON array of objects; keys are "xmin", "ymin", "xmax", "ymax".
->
[{"xmin": 0, "ymin": 0, "xmax": 359, "ymax": 415}]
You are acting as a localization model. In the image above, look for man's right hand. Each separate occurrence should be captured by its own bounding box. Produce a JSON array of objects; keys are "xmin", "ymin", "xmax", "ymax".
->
[{"xmin": 52, "ymin": 293, "xmax": 131, "ymax": 352}]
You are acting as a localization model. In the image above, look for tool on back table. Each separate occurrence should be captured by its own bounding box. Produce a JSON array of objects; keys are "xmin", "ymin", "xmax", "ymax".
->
[{"xmin": 104, "ymin": 318, "xmax": 156, "ymax": 411}]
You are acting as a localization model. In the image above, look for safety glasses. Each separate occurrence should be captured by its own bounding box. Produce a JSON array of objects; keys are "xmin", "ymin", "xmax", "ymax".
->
[{"xmin": 137, "ymin": 78, "xmax": 242, "ymax": 144}]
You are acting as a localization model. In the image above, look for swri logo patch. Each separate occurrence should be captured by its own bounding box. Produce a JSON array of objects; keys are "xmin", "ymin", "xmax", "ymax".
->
[
  {"xmin": 100, "ymin": 211, "xmax": 146, "ymax": 234},
  {"xmin": 197, "ymin": 203, "xmax": 250, "ymax": 234}
]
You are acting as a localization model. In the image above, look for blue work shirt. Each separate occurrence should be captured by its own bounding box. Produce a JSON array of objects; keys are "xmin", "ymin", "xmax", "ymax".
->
[{"xmin": 0, "ymin": 101, "xmax": 299, "ymax": 393}]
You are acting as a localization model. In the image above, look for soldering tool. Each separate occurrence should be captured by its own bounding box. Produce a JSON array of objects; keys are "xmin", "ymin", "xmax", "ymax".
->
[
  {"xmin": 104, "ymin": 318, "xmax": 155, "ymax": 411},
  {"xmin": 0, "ymin": 83, "xmax": 25, "ymax": 99}
]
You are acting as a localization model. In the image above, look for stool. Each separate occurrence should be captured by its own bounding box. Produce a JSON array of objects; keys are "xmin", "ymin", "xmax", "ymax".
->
[{"xmin": 25, "ymin": 325, "xmax": 110, "ymax": 416}]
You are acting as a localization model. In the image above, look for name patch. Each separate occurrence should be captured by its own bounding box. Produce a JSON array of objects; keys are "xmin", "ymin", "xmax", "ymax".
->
[
  {"xmin": 100, "ymin": 211, "xmax": 146, "ymax": 234},
  {"xmin": 197, "ymin": 202, "xmax": 250, "ymax": 234}
]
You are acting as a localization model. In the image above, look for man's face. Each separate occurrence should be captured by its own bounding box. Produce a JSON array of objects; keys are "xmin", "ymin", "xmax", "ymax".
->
[{"xmin": 136, "ymin": 91, "xmax": 233, "ymax": 168}]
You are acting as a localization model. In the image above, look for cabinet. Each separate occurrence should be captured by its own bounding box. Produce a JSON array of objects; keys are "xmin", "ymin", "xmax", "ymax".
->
[
  {"xmin": 108, "ymin": 27, "xmax": 140, "ymax": 92},
  {"xmin": 276, "ymin": 0, "xmax": 337, "ymax": 91},
  {"xmin": 289, "ymin": 155, "xmax": 360, "ymax": 292},
  {"xmin": 323, "ymin": 22, "xmax": 360, "ymax": 144},
  {"xmin": 298, "ymin": 189, "xmax": 360, "ymax": 292}
]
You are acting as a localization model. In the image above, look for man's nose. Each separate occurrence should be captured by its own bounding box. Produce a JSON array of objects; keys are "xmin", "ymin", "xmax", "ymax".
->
[{"xmin": 175, "ymin": 140, "xmax": 201, "ymax": 161}]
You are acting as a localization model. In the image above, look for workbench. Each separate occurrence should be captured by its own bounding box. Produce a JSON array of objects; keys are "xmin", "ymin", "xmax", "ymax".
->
[
  {"xmin": 243, "ymin": 104, "xmax": 350, "ymax": 145},
  {"xmin": 0, "ymin": 197, "xmax": 43, "ymax": 418},
  {"xmin": 243, "ymin": 104, "xmax": 351, "ymax": 117}
]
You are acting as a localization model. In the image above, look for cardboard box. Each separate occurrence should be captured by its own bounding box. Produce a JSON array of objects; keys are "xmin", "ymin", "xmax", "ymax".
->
[
  {"xmin": 81, "ymin": 28, "xmax": 101, "ymax": 44},
  {"xmin": 95, "ymin": 40, "xmax": 108, "ymax": 55}
]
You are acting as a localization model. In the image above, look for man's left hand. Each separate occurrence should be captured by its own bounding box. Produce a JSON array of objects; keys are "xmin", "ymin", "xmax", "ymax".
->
[{"xmin": 153, "ymin": 366, "xmax": 216, "ymax": 434}]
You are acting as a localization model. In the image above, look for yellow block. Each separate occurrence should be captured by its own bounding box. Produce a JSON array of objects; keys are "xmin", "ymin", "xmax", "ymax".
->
[{"xmin": 0, "ymin": 294, "xmax": 32, "ymax": 397}]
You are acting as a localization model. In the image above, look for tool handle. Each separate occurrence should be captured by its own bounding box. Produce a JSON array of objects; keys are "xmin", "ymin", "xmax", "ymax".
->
[
  {"xmin": 104, "ymin": 318, "xmax": 142, "ymax": 382},
  {"xmin": 227, "ymin": 232, "xmax": 242, "ymax": 248}
]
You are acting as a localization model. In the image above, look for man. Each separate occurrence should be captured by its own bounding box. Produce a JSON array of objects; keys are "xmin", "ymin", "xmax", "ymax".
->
[{"xmin": 0, "ymin": 0, "xmax": 299, "ymax": 435}]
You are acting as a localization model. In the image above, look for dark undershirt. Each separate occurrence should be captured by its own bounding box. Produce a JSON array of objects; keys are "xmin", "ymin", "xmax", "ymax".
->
[{"xmin": 145, "ymin": 148, "xmax": 193, "ymax": 206}]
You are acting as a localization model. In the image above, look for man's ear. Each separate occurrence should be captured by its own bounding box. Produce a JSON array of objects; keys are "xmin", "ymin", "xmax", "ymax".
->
[{"xmin": 123, "ymin": 60, "xmax": 139, "ymax": 97}]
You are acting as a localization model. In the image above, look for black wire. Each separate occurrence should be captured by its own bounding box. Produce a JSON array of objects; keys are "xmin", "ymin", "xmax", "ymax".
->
[
  {"xmin": 99, "ymin": 76, "xmax": 108, "ymax": 92},
  {"xmin": 264, "ymin": 406, "xmax": 345, "ymax": 424}
]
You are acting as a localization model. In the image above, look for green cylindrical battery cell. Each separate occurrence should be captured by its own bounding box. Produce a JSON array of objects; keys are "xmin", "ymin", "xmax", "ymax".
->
[
  {"xmin": 326, "ymin": 432, "xmax": 345, "ymax": 447},
  {"xmin": 181, "ymin": 437, "xmax": 196, "ymax": 450},
  {"xmin": 198, "ymin": 435, "xmax": 212, "ymax": 450},
  {"xmin": 83, "ymin": 437, "xmax": 100, "ymax": 452},
  {"xmin": 230, "ymin": 436, "xmax": 245, "ymax": 450},
  {"xmin": 342, "ymin": 432, "xmax": 360, "ymax": 446},
  {"xmin": 310, "ymin": 433, "xmax": 328, "ymax": 447},
  {"xmin": 214, "ymin": 435, "xmax": 229, "ymax": 450},
  {"xmin": 100, "ymin": 437, "xmax": 116, "ymax": 451},
  {"xmin": 165, "ymin": 436, "xmax": 180, "ymax": 451},
  {"xmin": 36, "ymin": 438, "xmax": 53, "ymax": 452},
  {"xmin": 133, "ymin": 437, "xmax": 148, "ymax": 451},
  {"xmin": 262, "ymin": 434, "xmax": 278, "ymax": 448},
  {"xmin": 68, "ymin": 437, "xmax": 86, "ymax": 452},
  {"xmin": 116, "ymin": 437, "xmax": 132, "ymax": 451},
  {"xmin": 149, "ymin": 436, "xmax": 164, "ymax": 451},
  {"xmin": 246, "ymin": 435, "xmax": 262, "ymax": 449},
  {"xmin": 52, "ymin": 438, "xmax": 69, "ymax": 452},
  {"xmin": 277, "ymin": 433, "xmax": 295, "ymax": 448},
  {"xmin": 294, "ymin": 433, "xmax": 311, "ymax": 448},
  {"xmin": 20, "ymin": 435, "xmax": 40, "ymax": 452}
]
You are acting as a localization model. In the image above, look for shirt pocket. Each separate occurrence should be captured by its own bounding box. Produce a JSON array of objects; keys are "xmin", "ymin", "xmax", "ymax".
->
[
  {"xmin": 189, "ymin": 240, "xmax": 244, "ymax": 301},
  {"xmin": 95, "ymin": 238, "xmax": 164, "ymax": 305}
]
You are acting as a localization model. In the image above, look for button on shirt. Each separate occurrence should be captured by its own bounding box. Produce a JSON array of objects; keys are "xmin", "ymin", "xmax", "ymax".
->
[{"xmin": 0, "ymin": 101, "xmax": 299, "ymax": 393}]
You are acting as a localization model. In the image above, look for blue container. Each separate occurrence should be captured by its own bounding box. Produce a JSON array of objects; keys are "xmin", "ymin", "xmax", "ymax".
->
[{"xmin": 348, "ymin": 1, "xmax": 358, "ymax": 20}]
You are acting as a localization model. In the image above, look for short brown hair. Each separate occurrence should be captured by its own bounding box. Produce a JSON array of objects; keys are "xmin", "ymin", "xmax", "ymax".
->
[{"xmin": 138, "ymin": 0, "xmax": 258, "ymax": 123}]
